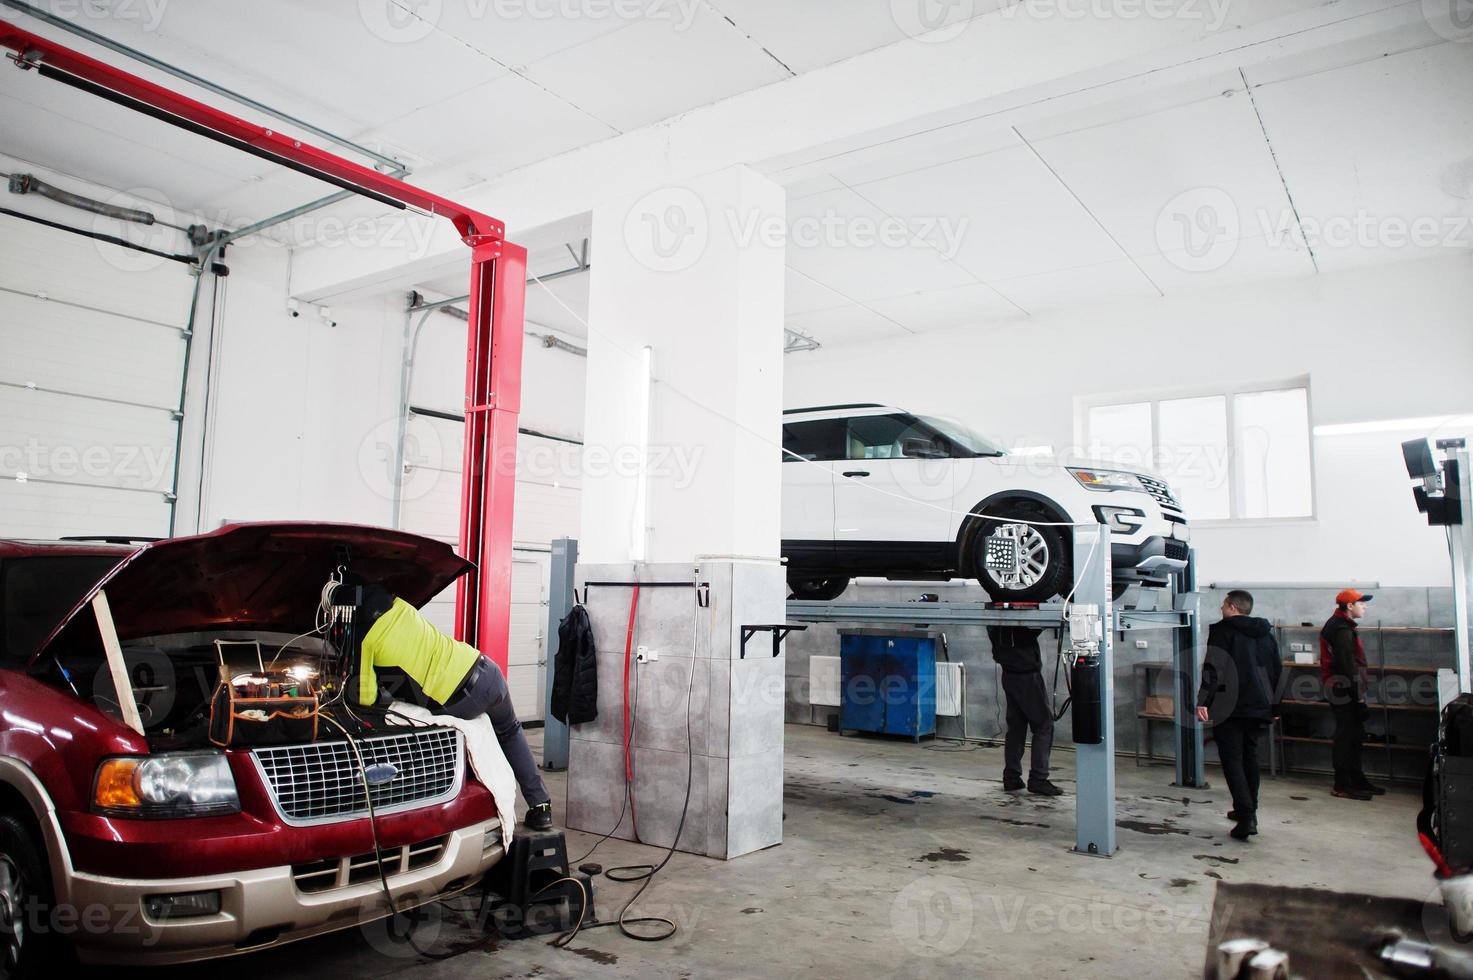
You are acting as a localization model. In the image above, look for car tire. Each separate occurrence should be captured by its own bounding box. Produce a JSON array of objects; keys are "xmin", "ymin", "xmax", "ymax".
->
[
  {"xmin": 787, "ymin": 575, "xmax": 851, "ymax": 601},
  {"xmin": 0, "ymin": 812, "xmax": 61, "ymax": 980},
  {"xmin": 972, "ymin": 505, "xmax": 1071, "ymax": 603}
]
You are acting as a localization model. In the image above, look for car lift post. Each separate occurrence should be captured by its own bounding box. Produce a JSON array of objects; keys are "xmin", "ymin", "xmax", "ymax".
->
[
  {"xmin": 541, "ymin": 537, "xmax": 577, "ymax": 771},
  {"xmin": 1172, "ymin": 550, "xmax": 1207, "ymax": 788},
  {"xmin": 0, "ymin": 20, "xmax": 526, "ymax": 671},
  {"xmin": 1071, "ymin": 525, "xmax": 1116, "ymax": 857}
]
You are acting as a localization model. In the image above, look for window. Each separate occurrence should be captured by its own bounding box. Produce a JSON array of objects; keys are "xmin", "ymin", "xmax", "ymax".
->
[
  {"xmin": 782, "ymin": 419, "xmax": 845, "ymax": 462},
  {"xmin": 1, "ymin": 555, "xmax": 120, "ymax": 663},
  {"xmin": 1084, "ymin": 383, "xmax": 1313, "ymax": 521}
]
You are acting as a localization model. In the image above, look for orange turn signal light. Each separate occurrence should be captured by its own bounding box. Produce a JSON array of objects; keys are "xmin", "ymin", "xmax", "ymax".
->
[{"xmin": 95, "ymin": 758, "xmax": 143, "ymax": 810}]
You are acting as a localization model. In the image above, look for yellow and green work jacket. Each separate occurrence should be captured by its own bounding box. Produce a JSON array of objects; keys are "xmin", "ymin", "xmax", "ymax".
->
[{"xmin": 357, "ymin": 597, "xmax": 480, "ymax": 707}]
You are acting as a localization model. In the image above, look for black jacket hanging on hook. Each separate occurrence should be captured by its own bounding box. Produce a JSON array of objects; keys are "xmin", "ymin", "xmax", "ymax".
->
[{"xmin": 551, "ymin": 604, "xmax": 598, "ymax": 725}]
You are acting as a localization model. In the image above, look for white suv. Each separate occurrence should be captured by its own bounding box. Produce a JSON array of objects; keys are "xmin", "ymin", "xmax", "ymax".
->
[{"xmin": 781, "ymin": 404, "xmax": 1191, "ymax": 601}]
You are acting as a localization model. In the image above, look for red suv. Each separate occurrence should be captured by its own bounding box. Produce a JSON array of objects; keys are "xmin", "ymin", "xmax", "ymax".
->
[{"xmin": 0, "ymin": 523, "xmax": 505, "ymax": 971}]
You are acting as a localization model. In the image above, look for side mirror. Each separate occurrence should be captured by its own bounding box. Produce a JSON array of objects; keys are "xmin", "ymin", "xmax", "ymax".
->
[{"xmin": 901, "ymin": 437, "xmax": 948, "ymax": 460}]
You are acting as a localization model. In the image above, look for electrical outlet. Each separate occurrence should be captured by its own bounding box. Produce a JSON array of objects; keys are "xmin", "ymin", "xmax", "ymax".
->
[
  {"xmin": 636, "ymin": 645, "xmax": 657, "ymax": 663},
  {"xmin": 1135, "ymin": 640, "xmax": 1149, "ymax": 649}
]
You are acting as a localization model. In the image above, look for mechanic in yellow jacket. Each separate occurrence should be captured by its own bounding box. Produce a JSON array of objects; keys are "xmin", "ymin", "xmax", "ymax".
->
[{"xmin": 331, "ymin": 580, "xmax": 553, "ymax": 831}]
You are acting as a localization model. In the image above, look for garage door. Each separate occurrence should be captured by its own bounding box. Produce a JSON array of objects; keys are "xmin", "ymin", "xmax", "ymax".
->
[
  {"xmin": 396, "ymin": 410, "xmax": 582, "ymax": 719},
  {"xmin": 0, "ymin": 213, "xmax": 195, "ymax": 540}
]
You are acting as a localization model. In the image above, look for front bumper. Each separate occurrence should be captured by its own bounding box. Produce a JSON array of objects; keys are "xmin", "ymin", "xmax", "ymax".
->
[
  {"xmin": 1111, "ymin": 533, "xmax": 1191, "ymax": 581},
  {"xmin": 60, "ymin": 819, "xmax": 502, "ymax": 966}
]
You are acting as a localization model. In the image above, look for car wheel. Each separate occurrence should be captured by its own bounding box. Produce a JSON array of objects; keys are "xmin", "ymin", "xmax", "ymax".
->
[
  {"xmin": 0, "ymin": 813, "xmax": 59, "ymax": 980},
  {"xmin": 787, "ymin": 575, "xmax": 851, "ymax": 601},
  {"xmin": 973, "ymin": 508, "xmax": 1070, "ymax": 603}
]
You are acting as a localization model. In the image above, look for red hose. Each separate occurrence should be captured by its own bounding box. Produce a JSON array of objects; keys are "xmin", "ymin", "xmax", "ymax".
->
[{"xmin": 622, "ymin": 584, "xmax": 640, "ymax": 835}]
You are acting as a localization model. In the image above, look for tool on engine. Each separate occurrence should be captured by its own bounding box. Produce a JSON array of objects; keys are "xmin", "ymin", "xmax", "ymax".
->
[{"xmin": 208, "ymin": 639, "xmax": 320, "ymax": 747}]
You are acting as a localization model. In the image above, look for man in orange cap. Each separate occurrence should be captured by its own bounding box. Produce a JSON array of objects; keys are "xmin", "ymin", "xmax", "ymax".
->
[{"xmin": 1319, "ymin": 588, "xmax": 1384, "ymax": 800}]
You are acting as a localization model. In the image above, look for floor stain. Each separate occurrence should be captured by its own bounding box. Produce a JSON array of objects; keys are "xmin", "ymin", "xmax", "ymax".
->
[
  {"xmin": 1117, "ymin": 819, "xmax": 1191, "ymax": 837},
  {"xmin": 568, "ymin": 946, "xmax": 619, "ymax": 965},
  {"xmin": 868, "ymin": 793, "xmax": 918, "ymax": 805},
  {"xmin": 978, "ymin": 814, "xmax": 1052, "ymax": 829},
  {"xmin": 1290, "ymin": 795, "xmax": 1309, "ymax": 801},
  {"xmin": 1169, "ymin": 878, "xmax": 1196, "ymax": 888},
  {"xmin": 1204, "ymin": 871, "xmax": 1224, "ymax": 880},
  {"xmin": 918, "ymin": 847, "xmax": 970, "ymax": 863},
  {"xmin": 1194, "ymin": 854, "xmax": 1241, "ymax": 865},
  {"xmin": 741, "ymin": 907, "xmax": 763, "ymax": 914}
]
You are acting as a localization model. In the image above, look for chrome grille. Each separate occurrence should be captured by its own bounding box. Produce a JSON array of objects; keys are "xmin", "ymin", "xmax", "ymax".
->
[
  {"xmin": 1137, "ymin": 474, "xmax": 1183, "ymax": 513},
  {"xmin": 252, "ymin": 728, "xmax": 463, "ymax": 826}
]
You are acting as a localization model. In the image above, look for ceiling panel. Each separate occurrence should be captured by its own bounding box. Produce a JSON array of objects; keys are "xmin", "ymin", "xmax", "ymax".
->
[
  {"xmin": 784, "ymin": 187, "xmax": 979, "ymax": 302},
  {"xmin": 1246, "ymin": 41, "xmax": 1473, "ymax": 273},
  {"xmin": 989, "ymin": 258, "xmax": 1157, "ymax": 315},
  {"xmin": 516, "ymin": 3, "xmax": 790, "ymax": 132},
  {"xmin": 785, "ymin": 303, "xmax": 910, "ymax": 346},
  {"xmin": 702, "ymin": 0, "xmax": 908, "ymax": 74},
  {"xmin": 857, "ymin": 144, "xmax": 1127, "ymax": 283},
  {"xmin": 784, "ymin": 267, "xmax": 850, "ymax": 316},
  {"xmin": 866, "ymin": 283, "xmax": 1024, "ymax": 333}
]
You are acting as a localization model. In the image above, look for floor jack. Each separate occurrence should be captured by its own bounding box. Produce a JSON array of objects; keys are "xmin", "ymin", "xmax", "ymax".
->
[{"xmin": 477, "ymin": 832, "xmax": 597, "ymax": 939}]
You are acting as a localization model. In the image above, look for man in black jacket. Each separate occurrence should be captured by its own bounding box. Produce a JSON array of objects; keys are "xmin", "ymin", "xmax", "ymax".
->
[
  {"xmin": 1195, "ymin": 590, "xmax": 1282, "ymax": 841},
  {"xmin": 1320, "ymin": 589, "xmax": 1384, "ymax": 800},
  {"xmin": 988, "ymin": 626, "xmax": 1062, "ymax": 796}
]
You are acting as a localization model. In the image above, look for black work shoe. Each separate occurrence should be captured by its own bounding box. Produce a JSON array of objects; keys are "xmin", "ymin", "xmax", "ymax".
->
[
  {"xmin": 1358, "ymin": 782, "xmax": 1387, "ymax": 796},
  {"xmin": 1229, "ymin": 819, "xmax": 1256, "ymax": 841},
  {"xmin": 523, "ymin": 802, "xmax": 554, "ymax": 831},
  {"xmin": 1228, "ymin": 809, "xmax": 1239, "ymax": 821},
  {"xmin": 1003, "ymin": 776, "xmax": 1025, "ymax": 792},
  {"xmin": 1332, "ymin": 786, "xmax": 1373, "ymax": 801},
  {"xmin": 1028, "ymin": 779, "xmax": 1064, "ymax": 797}
]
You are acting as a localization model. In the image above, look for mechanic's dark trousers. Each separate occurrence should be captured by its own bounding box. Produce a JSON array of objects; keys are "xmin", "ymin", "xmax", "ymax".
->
[
  {"xmin": 1001, "ymin": 669, "xmax": 1054, "ymax": 784},
  {"xmin": 444, "ymin": 659, "xmax": 551, "ymax": 807},
  {"xmin": 1212, "ymin": 717, "xmax": 1265, "ymax": 819},
  {"xmin": 1331, "ymin": 700, "xmax": 1368, "ymax": 790}
]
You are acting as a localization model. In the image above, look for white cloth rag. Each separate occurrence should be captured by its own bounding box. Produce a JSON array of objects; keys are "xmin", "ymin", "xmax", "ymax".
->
[{"xmin": 387, "ymin": 701, "xmax": 516, "ymax": 851}]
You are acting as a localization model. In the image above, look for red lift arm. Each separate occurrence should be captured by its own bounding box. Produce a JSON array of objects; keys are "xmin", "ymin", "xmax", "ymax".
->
[{"xmin": 1, "ymin": 21, "xmax": 524, "ymax": 670}]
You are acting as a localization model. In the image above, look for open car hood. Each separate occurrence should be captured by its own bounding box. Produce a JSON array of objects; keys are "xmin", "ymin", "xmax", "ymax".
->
[{"xmin": 31, "ymin": 522, "xmax": 473, "ymax": 664}]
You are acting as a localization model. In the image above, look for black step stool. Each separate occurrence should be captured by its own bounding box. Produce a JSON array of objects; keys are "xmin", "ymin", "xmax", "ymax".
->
[{"xmin": 478, "ymin": 831, "xmax": 595, "ymax": 939}]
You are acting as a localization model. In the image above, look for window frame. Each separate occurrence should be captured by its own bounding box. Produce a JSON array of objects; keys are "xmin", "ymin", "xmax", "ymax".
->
[{"xmin": 1078, "ymin": 377, "xmax": 1317, "ymax": 527}]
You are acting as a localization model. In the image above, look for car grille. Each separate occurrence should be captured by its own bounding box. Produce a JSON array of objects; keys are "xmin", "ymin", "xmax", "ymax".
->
[
  {"xmin": 292, "ymin": 835, "xmax": 449, "ymax": 894},
  {"xmin": 252, "ymin": 728, "xmax": 463, "ymax": 826},
  {"xmin": 1137, "ymin": 474, "xmax": 1184, "ymax": 517}
]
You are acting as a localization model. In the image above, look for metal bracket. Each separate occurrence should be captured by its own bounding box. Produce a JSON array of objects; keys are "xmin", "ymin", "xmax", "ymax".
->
[{"xmin": 740, "ymin": 624, "xmax": 808, "ymax": 659}]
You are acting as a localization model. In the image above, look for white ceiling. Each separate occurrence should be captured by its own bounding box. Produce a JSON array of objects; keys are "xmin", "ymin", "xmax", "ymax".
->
[
  {"xmin": 766, "ymin": 23, "xmax": 1473, "ymax": 347},
  {"xmin": 2, "ymin": 4, "xmax": 1469, "ymax": 354}
]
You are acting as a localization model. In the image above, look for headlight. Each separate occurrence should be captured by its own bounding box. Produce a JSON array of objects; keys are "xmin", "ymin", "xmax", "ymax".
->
[
  {"xmin": 94, "ymin": 752, "xmax": 240, "ymax": 818},
  {"xmin": 1069, "ymin": 468, "xmax": 1145, "ymax": 492}
]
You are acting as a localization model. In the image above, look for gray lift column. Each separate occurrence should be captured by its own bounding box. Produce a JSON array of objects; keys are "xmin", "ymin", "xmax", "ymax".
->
[
  {"xmin": 541, "ymin": 537, "xmax": 577, "ymax": 771},
  {"xmin": 1072, "ymin": 525, "xmax": 1116, "ymax": 857}
]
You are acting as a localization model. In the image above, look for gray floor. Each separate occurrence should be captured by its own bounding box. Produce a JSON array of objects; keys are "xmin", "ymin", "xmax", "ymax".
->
[{"xmin": 121, "ymin": 724, "xmax": 1434, "ymax": 979}]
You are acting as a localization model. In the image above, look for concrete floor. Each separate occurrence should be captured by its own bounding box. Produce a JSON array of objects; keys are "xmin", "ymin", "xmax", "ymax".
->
[{"xmin": 111, "ymin": 724, "xmax": 1433, "ymax": 979}]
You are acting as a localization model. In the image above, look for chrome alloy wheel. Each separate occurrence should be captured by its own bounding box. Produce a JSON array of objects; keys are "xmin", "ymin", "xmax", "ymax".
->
[
  {"xmin": 0, "ymin": 855, "xmax": 25, "ymax": 980},
  {"xmin": 991, "ymin": 523, "xmax": 1050, "ymax": 590}
]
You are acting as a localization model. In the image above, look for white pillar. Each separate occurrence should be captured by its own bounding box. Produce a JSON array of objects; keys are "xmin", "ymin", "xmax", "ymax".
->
[{"xmin": 580, "ymin": 165, "xmax": 785, "ymax": 564}]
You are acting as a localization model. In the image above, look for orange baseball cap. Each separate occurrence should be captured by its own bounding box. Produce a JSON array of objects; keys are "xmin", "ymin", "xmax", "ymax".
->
[{"xmin": 1336, "ymin": 588, "xmax": 1373, "ymax": 605}]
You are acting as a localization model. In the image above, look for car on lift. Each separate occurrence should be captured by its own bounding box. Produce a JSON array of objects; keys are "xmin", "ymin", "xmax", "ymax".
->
[
  {"xmin": 781, "ymin": 404, "xmax": 1191, "ymax": 601},
  {"xmin": 0, "ymin": 523, "xmax": 505, "ymax": 971}
]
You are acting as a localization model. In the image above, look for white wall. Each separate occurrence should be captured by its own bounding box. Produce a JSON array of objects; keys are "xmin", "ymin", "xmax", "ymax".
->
[{"xmin": 784, "ymin": 255, "xmax": 1473, "ymax": 587}]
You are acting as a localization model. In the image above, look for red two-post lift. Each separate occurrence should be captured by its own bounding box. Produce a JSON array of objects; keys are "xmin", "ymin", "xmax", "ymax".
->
[{"xmin": 0, "ymin": 21, "xmax": 526, "ymax": 672}]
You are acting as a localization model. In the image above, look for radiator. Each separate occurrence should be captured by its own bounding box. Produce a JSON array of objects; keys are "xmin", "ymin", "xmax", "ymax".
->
[
  {"xmin": 936, "ymin": 662, "xmax": 965, "ymax": 718},
  {"xmin": 809, "ymin": 655, "xmax": 841, "ymax": 707}
]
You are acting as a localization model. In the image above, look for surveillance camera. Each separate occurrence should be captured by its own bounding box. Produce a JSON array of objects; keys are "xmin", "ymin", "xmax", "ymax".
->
[
  {"xmin": 317, "ymin": 305, "xmax": 337, "ymax": 328},
  {"xmin": 286, "ymin": 298, "xmax": 301, "ymax": 318}
]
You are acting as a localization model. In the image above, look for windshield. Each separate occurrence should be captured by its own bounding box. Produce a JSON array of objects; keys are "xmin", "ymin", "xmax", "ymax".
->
[{"xmin": 917, "ymin": 416, "xmax": 1007, "ymax": 457}]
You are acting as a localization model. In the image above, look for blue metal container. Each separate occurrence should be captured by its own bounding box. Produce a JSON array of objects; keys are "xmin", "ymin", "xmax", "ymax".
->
[{"xmin": 838, "ymin": 629, "xmax": 937, "ymax": 741}]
